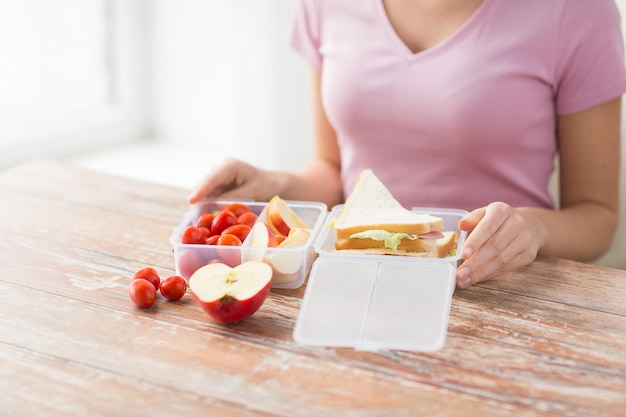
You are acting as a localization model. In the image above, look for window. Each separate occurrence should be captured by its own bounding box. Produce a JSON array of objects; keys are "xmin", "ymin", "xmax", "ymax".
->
[{"xmin": 0, "ymin": 0, "xmax": 148, "ymax": 169}]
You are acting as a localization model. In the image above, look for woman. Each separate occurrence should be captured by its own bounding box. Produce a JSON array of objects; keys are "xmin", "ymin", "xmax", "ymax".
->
[{"xmin": 189, "ymin": 0, "xmax": 626, "ymax": 288}]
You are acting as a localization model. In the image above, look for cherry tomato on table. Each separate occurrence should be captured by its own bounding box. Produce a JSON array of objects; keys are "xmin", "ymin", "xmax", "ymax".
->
[
  {"xmin": 132, "ymin": 266, "xmax": 161, "ymax": 289},
  {"xmin": 128, "ymin": 278, "xmax": 157, "ymax": 308},
  {"xmin": 160, "ymin": 275, "xmax": 187, "ymax": 301}
]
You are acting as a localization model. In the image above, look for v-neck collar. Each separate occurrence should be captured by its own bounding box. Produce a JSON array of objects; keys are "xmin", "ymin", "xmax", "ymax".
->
[{"xmin": 374, "ymin": 0, "xmax": 492, "ymax": 61}]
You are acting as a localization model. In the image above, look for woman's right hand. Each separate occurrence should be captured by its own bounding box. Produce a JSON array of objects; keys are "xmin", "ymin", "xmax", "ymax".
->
[{"xmin": 187, "ymin": 158, "xmax": 284, "ymax": 204}]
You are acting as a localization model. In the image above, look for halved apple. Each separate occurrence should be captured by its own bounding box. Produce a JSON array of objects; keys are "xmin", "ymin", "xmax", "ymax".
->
[
  {"xmin": 265, "ymin": 227, "xmax": 311, "ymax": 275},
  {"xmin": 189, "ymin": 261, "xmax": 273, "ymax": 323},
  {"xmin": 265, "ymin": 195, "xmax": 310, "ymax": 237}
]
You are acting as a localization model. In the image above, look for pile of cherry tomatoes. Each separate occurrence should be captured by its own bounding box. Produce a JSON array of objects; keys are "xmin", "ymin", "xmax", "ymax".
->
[
  {"xmin": 128, "ymin": 266, "xmax": 187, "ymax": 308},
  {"xmin": 181, "ymin": 202, "xmax": 259, "ymax": 248}
]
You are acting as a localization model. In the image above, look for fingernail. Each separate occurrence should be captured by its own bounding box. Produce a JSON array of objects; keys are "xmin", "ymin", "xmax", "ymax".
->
[
  {"xmin": 459, "ymin": 277, "xmax": 471, "ymax": 288},
  {"xmin": 458, "ymin": 267, "xmax": 471, "ymax": 288}
]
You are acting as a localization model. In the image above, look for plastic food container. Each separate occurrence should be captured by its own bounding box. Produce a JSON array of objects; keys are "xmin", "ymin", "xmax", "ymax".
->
[
  {"xmin": 170, "ymin": 199, "xmax": 328, "ymax": 289},
  {"xmin": 293, "ymin": 205, "xmax": 469, "ymax": 352}
]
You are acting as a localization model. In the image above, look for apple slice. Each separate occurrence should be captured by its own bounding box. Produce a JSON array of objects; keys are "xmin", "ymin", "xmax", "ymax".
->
[
  {"xmin": 265, "ymin": 227, "xmax": 311, "ymax": 275},
  {"xmin": 189, "ymin": 261, "xmax": 273, "ymax": 324},
  {"xmin": 265, "ymin": 195, "xmax": 310, "ymax": 237},
  {"xmin": 241, "ymin": 221, "xmax": 278, "ymax": 262}
]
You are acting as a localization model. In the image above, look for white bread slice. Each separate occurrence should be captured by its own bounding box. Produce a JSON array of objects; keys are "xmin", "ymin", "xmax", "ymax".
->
[
  {"xmin": 334, "ymin": 169, "xmax": 444, "ymax": 241},
  {"xmin": 435, "ymin": 231, "xmax": 458, "ymax": 258}
]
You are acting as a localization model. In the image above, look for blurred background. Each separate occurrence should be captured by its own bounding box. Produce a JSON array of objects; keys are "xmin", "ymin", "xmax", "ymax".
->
[
  {"xmin": 0, "ymin": 0, "xmax": 311, "ymax": 188},
  {"xmin": 1, "ymin": 0, "xmax": 625, "ymax": 269}
]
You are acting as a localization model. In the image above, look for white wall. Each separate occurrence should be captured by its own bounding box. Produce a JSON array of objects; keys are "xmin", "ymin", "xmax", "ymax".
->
[
  {"xmin": 0, "ymin": 0, "xmax": 151, "ymax": 169},
  {"xmin": 150, "ymin": 0, "xmax": 312, "ymax": 172}
]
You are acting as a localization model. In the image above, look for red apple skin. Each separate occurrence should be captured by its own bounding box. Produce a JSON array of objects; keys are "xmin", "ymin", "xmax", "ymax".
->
[
  {"xmin": 265, "ymin": 195, "xmax": 309, "ymax": 237},
  {"xmin": 264, "ymin": 223, "xmax": 279, "ymax": 247},
  {"xmin": 266, "ymin": 211, "xmax": 291, "ymax": 237},
  {"xmin": 191, "ymin": 278, "xmax": 271, "ymax": 323},
  {"xmin": 265, "ymin": 197, "xmax": 285, "ymax": 236}
]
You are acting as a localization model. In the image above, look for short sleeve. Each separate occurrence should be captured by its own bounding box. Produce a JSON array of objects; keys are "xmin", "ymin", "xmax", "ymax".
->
[
  {"xmin": 554, "ymin": 0, "xmax": 626, "ymax": 115},
  {"xmin": 286, "ymin": 0, "xmax": 323, "ymax": 71}
]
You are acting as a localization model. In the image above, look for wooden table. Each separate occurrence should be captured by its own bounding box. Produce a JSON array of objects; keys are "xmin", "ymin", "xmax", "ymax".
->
[{"xmin": 1, "ymin": 158, "xmax": 625, "ymax": 417}]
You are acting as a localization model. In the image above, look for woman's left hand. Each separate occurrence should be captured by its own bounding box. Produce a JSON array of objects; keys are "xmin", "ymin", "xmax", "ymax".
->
[{"xmin": 456, "ymin": 202, "xmax": 544, "ymax": 288}]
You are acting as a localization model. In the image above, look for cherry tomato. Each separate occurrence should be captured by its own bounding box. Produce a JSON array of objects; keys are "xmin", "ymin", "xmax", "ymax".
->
[
  {"xmin": 181, "ymin": 226, "xmax": 210, "ymax": 244},
  {"xmin": 222, "ymin": 203, "xmax": 251, "ymax": 217},
  {"xmin": 196, "ymin": 213, "xmax": 215, "ymax": 230},
  {"xmin": 221, "ymin": 224, "xmax": 251, "ymax": 242},
  {"xmin": 217, "ymin": 233, "xmax": 242, "ymax": 266},
  {"xmin": 205, "ymin": 235, "xmax": 220, "ymax": 245},
  {"xmin": 217, "ymin": 234, "xmax": 242, "ymax": 246},
  {"xmin": 128, "ymin": 278, "xmax": 156, "ymax": 308},
  {"xmin": 159, "ymin": 275, "xmax": 187, "ymax": 301},
  {"xmin": 211, "ymin": 210, "xmax": 237, "ymax": 235},
  {"xmin": 236, "ymin": 211, "xmax": 258, "ymax": 228},
  {"xmin": 177, "ymin": 250, "xmax": 205, "ymax": 280},
  {"xmin": 132, "ymin": 267, "xmax": 160, "ymax": 289}
]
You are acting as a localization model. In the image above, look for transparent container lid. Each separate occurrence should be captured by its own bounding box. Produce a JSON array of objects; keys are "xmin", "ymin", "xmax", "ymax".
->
[
  {"xmin": 293, "ymin": 204, "xmax": 465, "ymax": 352},
  {"xmin": 293, "ymin": 256, "xmax": 455, "ymax": 352}
]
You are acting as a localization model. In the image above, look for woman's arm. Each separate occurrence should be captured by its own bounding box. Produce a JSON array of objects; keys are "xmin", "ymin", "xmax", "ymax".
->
[
  {"xmin": 536, "ymin": 96, "xmax": 621, "ymax": 260},
  {"xmin": 457, "ymin": 96, "xmax": 622, "ymax": 287}
]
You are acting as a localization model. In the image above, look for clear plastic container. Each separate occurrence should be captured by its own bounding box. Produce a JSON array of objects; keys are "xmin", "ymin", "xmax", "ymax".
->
[
  {"xmin": 293, "ymin": 205, "xmax": 468, "ymax": 352},
  {"xmin": 315, "ymin": 206, "xmax": 468, "ymax": 266},
  {"xmin": 170, "ymin": 198, "xmax": 328, "ymax": 289}
]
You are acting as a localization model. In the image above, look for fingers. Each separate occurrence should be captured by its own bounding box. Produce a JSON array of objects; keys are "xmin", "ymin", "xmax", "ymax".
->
[
  {"xmin": 459, "ymin": 203, "xmax": 510, "ymax": 260},
  {"xmin": 458, "ymin": 206, "xmax": 486, "ymax": 235},
  {"xmin": 456, "ymin": 202, "xmax": 538, "ymax": 288},
  {"xmin": 187, "ymin": 173, "xmax": 225, "ymax": 204},
  {"xmin": 187, "ymin": 159, "xmax": 251, "ymax": 204}
]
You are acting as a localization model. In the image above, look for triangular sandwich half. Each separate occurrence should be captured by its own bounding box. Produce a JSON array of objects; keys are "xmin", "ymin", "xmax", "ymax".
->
[{"xmin": 333, "ymin": 169, "xmax": 457, "ymax": 257}]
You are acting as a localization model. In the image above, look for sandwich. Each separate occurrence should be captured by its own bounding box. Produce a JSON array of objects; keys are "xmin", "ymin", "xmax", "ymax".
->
[{"xmin": 333, "ymin": 169, "xmax": 457, "ymax": 258}]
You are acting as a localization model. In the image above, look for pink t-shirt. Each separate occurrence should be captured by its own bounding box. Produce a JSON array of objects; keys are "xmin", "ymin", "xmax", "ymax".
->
[{"xmin": 288, "ymin": 0, "xmax": 626, "ymax": 210}]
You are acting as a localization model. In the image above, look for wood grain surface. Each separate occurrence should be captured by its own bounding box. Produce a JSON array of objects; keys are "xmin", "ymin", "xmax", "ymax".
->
[{"xmin": 0, "ymin": 158, "xmax": 624, "ymax": 417}]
